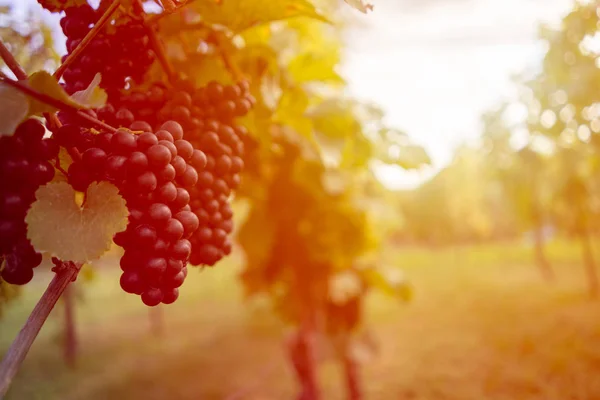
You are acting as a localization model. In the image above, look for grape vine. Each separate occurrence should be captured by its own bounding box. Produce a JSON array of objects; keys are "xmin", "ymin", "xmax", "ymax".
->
[{"xmin": 0, "ymin": 0, "xmax": 422, "ymax": 398}]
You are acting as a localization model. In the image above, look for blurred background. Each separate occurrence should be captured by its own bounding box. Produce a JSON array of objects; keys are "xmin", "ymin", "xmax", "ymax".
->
[{"xmin": 4, "ymin": 0, "xmax": 600, "ymax": 399}]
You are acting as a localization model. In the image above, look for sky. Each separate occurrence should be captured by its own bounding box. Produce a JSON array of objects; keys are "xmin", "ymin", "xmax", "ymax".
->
[{"xmin": 341, "ymin": 0, "xmax": 574, "ymax": 189}]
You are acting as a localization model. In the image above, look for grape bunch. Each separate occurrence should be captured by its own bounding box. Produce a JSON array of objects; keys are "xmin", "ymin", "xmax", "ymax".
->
[
  {"xmin": 16, "ymin": 1, "xmax": 256, "ymax": 307},
  {"xmin": 59, "ymin": 3, "xmax": 155, "ymax": 95},
  {"xmin": 95, "ymin": 82, "xmax": 254, "ymax": 268},
  {"xmin": 0, "ymin": 119, "xmax": 58, "ymax": 285},
  {"xmin": 52, "ymin": 120, "xmax": 207, "ymax": 305},
  {"xmin": 102, "ymin": 80, "xmax": 255, "ymax": 130},
  {"xmin": 185, "ymin": 119, "xmax": 246, "ymax": 266}
]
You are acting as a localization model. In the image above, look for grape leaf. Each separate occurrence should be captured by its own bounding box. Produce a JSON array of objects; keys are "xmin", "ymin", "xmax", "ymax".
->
[
  {"xmin": 191, "ymin": 0, "xmax": 330, "ymax": 33},
  {"xmin": 273, "ymin": 87, "xmax": 314, "ymax": 140},
  {"xmin": 71, "ymin": 73, "xmax": 107, "ymax": 109},
  {"xmin": 26, "ymin": 181, "xmax": 128, "ymax": 263},
  {"xmin": 0, "ymin": 82, "xmax": 29, "ymax": 136},
  {"xmin": 309, "ymin": 99, "xmax": 361, "ymax": 140},
  {"xmin": 0, "ymin": 71, "xmax": 87, "ymax": 136},
  {"xmin": 344, "ymin": 0, "xmax": 374, "ymax": 13},
  {"xmin": 26, "ymin": 71, "xmax": 86, "ymax": 116},
  {"xmin": 287, "ymin": 42, "xmax": 344, "ymax": 84}
]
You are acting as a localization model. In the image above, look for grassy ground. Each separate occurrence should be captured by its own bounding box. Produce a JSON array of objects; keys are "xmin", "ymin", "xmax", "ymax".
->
[{"xmin": 2, "ymin": 239, "xmax": 600, "ymax": 399}]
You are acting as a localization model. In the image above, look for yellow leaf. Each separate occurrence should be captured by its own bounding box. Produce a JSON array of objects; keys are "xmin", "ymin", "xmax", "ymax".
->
[
  {"xmin": 288, "ymin": 42, "xmax": 344, "ymax": 84},
  {"xmin": 26, "ymin": 181, "xmax": 128, "ymax": 263},
  {"xmin": 26, "ymin": 71, "xmax": 87, "ymax": 116},
  {"xmin": 71, "ymin": 73, "xmax": 107, "ymax": 109},
  {"xmin": 273, "ymin": 86, "xmax": 315, "ymax": 140},
  {"xmin": 192, "ymin": 0, "xmax": 330, "ymax": 33},
  {"xmin": 309, "ymin": 98, "xmax": 361, "ymax": 140}
]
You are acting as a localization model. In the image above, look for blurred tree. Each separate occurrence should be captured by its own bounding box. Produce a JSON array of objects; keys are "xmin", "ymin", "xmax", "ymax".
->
[
  {"xmin": 0, "ymin": 5, "xmax": 59, "ymax": 75},
  {"xmin": 481, "ymin": 103, "xmax": 555, "ymax": 281},
  {"xmin": 518, "ymin": 0, "xmax": 600, "ymax": 295}
]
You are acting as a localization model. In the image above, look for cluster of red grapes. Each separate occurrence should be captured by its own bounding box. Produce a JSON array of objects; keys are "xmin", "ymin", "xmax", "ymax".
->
[
  {"xmin": 0, "ymin": 120, "xmax": 58, "ymax": 285},
  {"xmin": 1, "ymin": 0, "xmax": 254, "ymax": 306},
  {"xmin": 52, "ymin": 120, "xmax": 206, "ymax": 305},
  {"xmin": 60, "ymin": 3, "xmax": 154, "ymax": 95},
  {"xmin": 103, "ymin": 81, "xmax": 254, "ymax": 266}
]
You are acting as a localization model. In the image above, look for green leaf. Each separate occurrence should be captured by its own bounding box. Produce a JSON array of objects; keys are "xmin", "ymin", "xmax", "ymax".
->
[
  {"xmin": 71, "ymin": 73, "xmax": 107, "ymax": 109},
  {"xmin": 26, "ymin": 71, "xmax": 86, "ymax": 116},
  {"xmin": 26, "ymin": 181, "xmax": 128, "ymax": 263},
  {"xmin": 192, "ymin": 0, "xmax": 330, "ymax": 33},
  {"xmin": 0, "ymin": 82, "xmax": 29, "ymax": 136}
]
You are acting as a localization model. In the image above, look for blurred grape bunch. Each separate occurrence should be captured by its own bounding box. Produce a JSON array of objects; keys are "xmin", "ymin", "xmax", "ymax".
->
[{"xmin": 0, "ymin": 5, "xmax": 60, "ymax": 75}]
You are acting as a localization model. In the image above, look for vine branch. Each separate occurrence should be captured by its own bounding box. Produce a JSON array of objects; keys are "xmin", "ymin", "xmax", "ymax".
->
[
  {"xmin": 135, "ymin": 0, "xmax": 177, "ymax": 83},
  {"xmin": 0, "ymin": 261, "xmax": 82, "ymax": 398},
  {"xmin": 0, "ymin": 76, "xmax": 118, "ymax": 133},
  {"xmin": 0, "ymin": 40, "xmax": 27, "ymax": 80},
  {"xmin": 54, "ymin": 0, "xmax": 121, "ymax": 79},
  {"xmin": 211, "ymin": 32, "xmax": 245, "ymax": 82}
]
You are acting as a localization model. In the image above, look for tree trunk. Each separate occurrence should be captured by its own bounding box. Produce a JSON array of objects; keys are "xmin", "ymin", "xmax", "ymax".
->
[
  {"xmin": 533, "ymin": 225, "xmax": 554, "ymax": 282},
  {"xmin": 288, "ymin": 328, "xmax": 320, "ymax": 400},
  {"xmin": 342, "ymin": 352, "xmax": 362, "ymax": 400},
  {"xmin": 580, "ymin": 227, "xmax": 599, "ymax": 298},
  {"xmin": 149, "ymin": 306, "xmax": 164, "ymax": 337},
  {"xmin": 63, "ymin": 284, "xmax": 77, "ymax": 368}
]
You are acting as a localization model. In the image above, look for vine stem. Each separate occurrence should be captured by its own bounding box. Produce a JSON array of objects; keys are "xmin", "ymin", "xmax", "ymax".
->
[
  {"xmin": 135, "ymin": 0, "xmax": 177, "ymax": 83},
  {"xmin": 159, "ymin": 0, "xmax": 178, "ymax": 12},
  {"xmin": 212, "ymin": 32, "xmax": 245, "ymax": 82},
  {"xmin": 0, "ymin": 262, "xmax": 82, "ymax": 398},
  {"xmin": 0, "ymin": 76, "xmax": 118, "ymax": 133},
  {"xmin": 54, "ymin": 0, "xmax": 121, "ymax": 80},
  {"xmin": 0, "ymin": 40, "xmax": 27, "ymax": 79}
]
